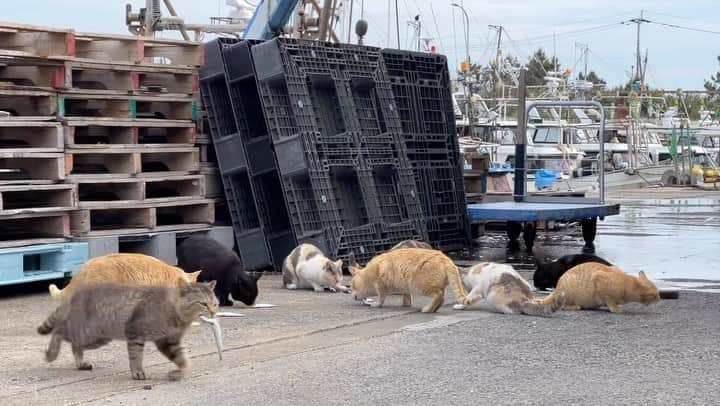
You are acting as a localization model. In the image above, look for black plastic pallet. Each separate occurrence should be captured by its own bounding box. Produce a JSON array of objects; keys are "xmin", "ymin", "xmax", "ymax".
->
[
  {"xmin": 200, "ymin": 38, "xmax": 277, "ymax": 270},
  {"xmin": 381, "ymin": 49, "xmax": 468, "ymax": 248},
  {"xmin": 220, "ymin": 39, "xmax": 296, "ymax": 270}
]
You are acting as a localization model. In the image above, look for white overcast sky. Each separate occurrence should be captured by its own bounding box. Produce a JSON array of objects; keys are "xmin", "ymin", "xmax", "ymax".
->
[{"xmin": 4, "ymin": 0, "xmax": 719, "ymax": 88}]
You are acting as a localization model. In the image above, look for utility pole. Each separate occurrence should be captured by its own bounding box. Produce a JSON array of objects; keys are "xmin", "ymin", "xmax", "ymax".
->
[
  {"xmin": 394, "ymin": 0, "xmax": 400, "ymax": 48},
  {"xmin": 630, "ymin": 10, "xmax": 649, "ymax": 90},
  {"xmin": 347, "ymin": 0, "xmax": 353, "ymax": 43},
  {"xmin": 489, "ymin": 24, "xmax": 503, "ymax": 98}
]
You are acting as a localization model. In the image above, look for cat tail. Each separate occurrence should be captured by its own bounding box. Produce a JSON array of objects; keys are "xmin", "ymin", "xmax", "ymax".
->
[
  {"xmin": 447, "ymin": 266, "xmax": 470, "ymax": 305},
  {"xmin": 522, "ymin": 291, "xmax": 566, "ymax": 316},
  {"xmin": 37, "ymin": 303, "xmax": 69, "ymax": 335}
]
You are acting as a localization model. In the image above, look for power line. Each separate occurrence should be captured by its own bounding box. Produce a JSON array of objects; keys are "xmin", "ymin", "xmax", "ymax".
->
[{"xmin": 645, "ymin": 20, "xmax": 720, "ymax": 35}]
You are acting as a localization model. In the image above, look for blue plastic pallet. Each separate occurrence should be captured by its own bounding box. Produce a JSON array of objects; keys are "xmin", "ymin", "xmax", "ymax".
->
[{"xmin": 0, "ymin": 242, "xmax": 88, "ymax": 286}]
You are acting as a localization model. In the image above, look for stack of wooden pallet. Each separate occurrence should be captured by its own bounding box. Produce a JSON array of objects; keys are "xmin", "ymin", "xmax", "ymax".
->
[{"xmin": 0, "ymin": 22, "xmax": 215, "ymax": 244}]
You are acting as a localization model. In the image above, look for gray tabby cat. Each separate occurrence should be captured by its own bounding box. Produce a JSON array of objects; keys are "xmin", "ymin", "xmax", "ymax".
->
[{"xmin": 37, "ymin": 279, "xmax": 218, "ymax": 381}]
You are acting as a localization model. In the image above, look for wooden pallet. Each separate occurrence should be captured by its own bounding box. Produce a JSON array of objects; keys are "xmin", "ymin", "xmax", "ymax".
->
[
  {"xmin": 0, "ymin": 22, "xmax": 72, "ymax": 59},
  {"xmin": 58, "ymin": 93, "xmax": 196, "ymax": 120},
  {"xmin": 0, "ymin": 55, "xmax": 198, "ymax": 95},
  {"xmin": 195, "ymin": 133, "xmax": 218, "ymax": 163},
  {"xmin": 199, "ymin": 165, "xmax": 223, "ymax": 198},
  {"xmin": 0, "ymin": 184, "xmax": 76, "ymax": 215},
  {"xmin": 70, "ymin": 199, "xmax": 214, "ymax": 236},
  {"xmin": 0, "ymin": 22, "xmax": 203, "ymax": 67},
  {"xmin": 64, "ymin": 119, "xmax": 195, "ymax": 148},
  {"xmin": 69, "ymin": 175, "xmax": 205, "ymax": 205},
  {"xmin": 0, "ymin": 151, "xmax": 65, "ymax": 183},
  {"xmin": 0, "ymin": 120, "xmax": 63, "ymax": 152},
  {"xmin": 0, "ymin": 212, "xmax": 70, "ymax": 248},
  {"xmin": 0, "ymin": 88, "xmax": 56, "ymax": 117},
  {"xmin": 73, "ymin": 31, "xmax": 203, "ymax": 67},
  {"xmin": 64, "ymin": 146, "xmax": 199, "ymax": 179}
]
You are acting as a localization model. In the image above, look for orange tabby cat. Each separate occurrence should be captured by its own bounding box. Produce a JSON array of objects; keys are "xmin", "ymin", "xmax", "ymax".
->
[
  {"xmin": 49, "ymin": 253, "xmax": 201, "ymax": 300},
  {"xmin": 349, "ymin": 248, "xmax": 470, "ymax": 313},
  {"xmin": 544, "ymin": 262, "xmax": 660, "ymax": 313}
]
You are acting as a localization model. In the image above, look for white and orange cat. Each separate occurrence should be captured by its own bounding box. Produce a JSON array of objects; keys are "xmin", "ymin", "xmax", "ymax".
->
[
  {"xmin": 349, "ymin": 248, "xmax": 469, "ymax": 313},
  {"xmin": 49, "ymin": 253, "xmax": 201, "ymax": 300},
  {"xmin": 544, "ymin": 262, "xmax": 660, "ymax": 313},
  {"xmin": 452, "ymin": 262, "xmax": 565, "ymax": 316},
  {"xmin": 282, "ymin": 244, "xmax": 347, "ymax": 293}
]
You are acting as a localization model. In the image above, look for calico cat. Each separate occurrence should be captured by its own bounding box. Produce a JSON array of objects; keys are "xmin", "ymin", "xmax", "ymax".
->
[
  {"xmin": 177, "ymin": 236, "xmax": 261, "ymax": 307},
  {"xmin": 391, "ymin": 240, "xmax": 432, "ymax": 250},
  {"xmin": 282, "ymin": 244, "xmax": 347, "ymax": 292},
  {"xmin": 452, "ymin": 262, "xmax": 565, "ymax": 316},
  {"xmin": 349, "ymin": 248, "xmax": 469, "ymax": 313},
  {"xmin": 38, "ymin": 279, "xmax": 218, "ymax": 381},
  {"xmin": 533, "ymin": 253, "xmax": 612, "ymax": 291},
  {"xmin": 544, "ymin": 262, "xmax": 660, "ymax": 313},
  {"xmin": 49, "ymin": 253, "xmax": 201, "ymax": 300}
]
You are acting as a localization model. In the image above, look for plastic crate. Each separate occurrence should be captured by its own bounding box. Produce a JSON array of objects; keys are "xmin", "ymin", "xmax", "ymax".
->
[
  {"xmin": 221, "ymin": 171, "xmax": 271, "ymax": 269},
  {"xmin": 220, "ymin": 40, "xmax": 296, "ymax": 270},
  {"xmin": 0, "ymin": 242, "xmax": 88, "ymax": 286}
]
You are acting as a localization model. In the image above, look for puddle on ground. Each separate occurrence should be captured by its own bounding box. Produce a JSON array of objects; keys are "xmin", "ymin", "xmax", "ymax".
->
[{"xmin": 455, "ymin": 197, "xmax": 720, "ymax": 287}]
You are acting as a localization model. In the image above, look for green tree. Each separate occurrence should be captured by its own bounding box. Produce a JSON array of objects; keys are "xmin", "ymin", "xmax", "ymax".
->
[
  {"xmin": 577, "ymin": 70, "xmax": 606, "ymax": 85},
  {"xmin": 526, "ymin": 49, "xmax": 560, "ymax": 86},
  {"xmin": 704, "ymin": 55, "xmax": 720, "ymax": 100}
]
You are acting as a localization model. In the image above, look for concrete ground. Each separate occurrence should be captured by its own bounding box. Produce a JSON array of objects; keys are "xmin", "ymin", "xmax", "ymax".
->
[
  {"xmin": 0, "ymin": 275, "xmax": 718, "ymax": 405},
  {"xmin": 0, "ymin": 186, "xmax": 718, "ymax": 405}
]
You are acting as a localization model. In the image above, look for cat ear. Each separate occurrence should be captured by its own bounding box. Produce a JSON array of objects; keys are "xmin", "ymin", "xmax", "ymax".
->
[
  {"xmin": 188, "ymin": 270, "xmax": 202, "ymax": 282},
  {"xmin": 334, "ymin": 259, "xmax": 343, "ymax": 269},
  {"xmin": 638, "ymin": 271, "xmax": 648, "ymax": 280},
  {"xmin": 252, "ymin": 273, "xmax": 262, "ymax": 282},
  {"xmin": 348, "ymin": 264, "xmax": 360, "ymax": 276},
  {"xmin": 205, "ymin": 280, "xmax": 217, "ymax": 290},
  {"xmin": 348, "ymin": 252, "xmax": 358, "ymax": 268}
]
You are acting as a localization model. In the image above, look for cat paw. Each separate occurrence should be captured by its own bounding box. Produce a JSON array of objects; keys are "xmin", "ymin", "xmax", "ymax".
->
[
  {"xmin": 286, "ymin": 284, "xmax": 297, "ymax": 290},
  {"xmin": 608, "ymin": 305, "xmax": 624, "ymax": 313},
  {"xmin": 76, "ymin": 362, "xmax": 93, "ymax": 371},
  {"xmin": 328, "ymin": 287, "xmax": 337, "ymax": 293},
  {"xmin": 44, "ymin": 350, "xmax": 58, "ymax": 363},
  {"xmin": 370, "ymin": 301, "xmax": 383, "ymax": 308},
  {"xmin": 219, "ymin": 299, "xmax": 234, "ymax": 307},
  {"xmin": 312, "ymin": 287, "xmax": 325, "ymax": 293},
  {"xmin": 131, "ymin": 371, "xmax": 148, "ymax": 380},
  {"xmin": 452, "ymin": 303, "xmax": 467, "ymax": 310},
  {"xmin": 167, "ymin": 369, "xmax": 186, "ymax": 381}
]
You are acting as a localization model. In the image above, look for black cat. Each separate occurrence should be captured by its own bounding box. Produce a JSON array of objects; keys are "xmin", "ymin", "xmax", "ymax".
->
[
  {"xmin": 177, "ymin": 236, "xmax": 261, "ymax": 306},
  {"xmin": 533, "ymin": 253, "xmax": 612, "ymax": 291}
]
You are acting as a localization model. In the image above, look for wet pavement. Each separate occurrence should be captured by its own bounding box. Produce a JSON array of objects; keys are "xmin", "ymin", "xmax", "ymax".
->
[{"xmin": 456, "ymin": 187, "xmax": 720, "ymax": 292}]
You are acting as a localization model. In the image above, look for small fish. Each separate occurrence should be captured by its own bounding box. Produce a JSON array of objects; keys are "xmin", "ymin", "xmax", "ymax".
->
[
  {"xmin": 250, "ymin": 303, "xmax": 277, "ymax": 308},
  {"xmin": 199, "ymin": 316, "xmax": 223, "ymax": 360},
  {"xmin": 216, "ymin": 311, "xmax": 245, "ymax": 317}
]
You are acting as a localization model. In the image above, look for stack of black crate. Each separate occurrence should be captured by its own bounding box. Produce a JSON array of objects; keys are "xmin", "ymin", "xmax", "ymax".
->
[
  {"xmin": 381, "ymin": 49, "xmax": 469, "ymax": 249},
  {"xmin": 200, "ymin": 37, "xmax": 465, "ymax": 271}
]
